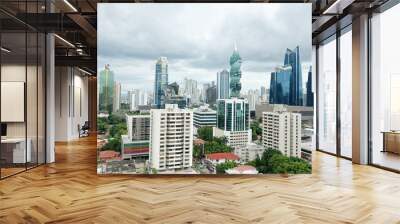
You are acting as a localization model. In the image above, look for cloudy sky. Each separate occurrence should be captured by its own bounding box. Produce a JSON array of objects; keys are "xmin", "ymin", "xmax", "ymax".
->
[{"xmin": 98, "ymin": 3, "xmax": 311, "ymax": 93}]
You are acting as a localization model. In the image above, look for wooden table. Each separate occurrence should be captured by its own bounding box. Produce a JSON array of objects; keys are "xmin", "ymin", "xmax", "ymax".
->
[{"xmin": 382, "ymin": 131, "xmax": 400, "ymax": 154}]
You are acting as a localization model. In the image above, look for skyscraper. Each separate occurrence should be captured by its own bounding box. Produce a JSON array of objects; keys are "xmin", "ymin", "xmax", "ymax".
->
[
  {"xmin": 129, "ymin": 89, "xmax": 142, "ymax": 111},
  {"xmin": 217, "ymin": 69, "xmax": 230, "ymax": 99},
  {"xmin": 181, "ymin": 78, "xmax": 200, "ymax": 105},
  {"xmin": 306, "ymin": 66, "xmax": 313, "ymax": 107},
  {"xmin": 206, "ymin": 85, "xmax": 217, "ymax": 105},
  {"xmin": 202, "ymin": 83, "xmax": 211, "ymax": 102},
  {"xmin": 154, "ymin": 57, "xmax": 168, "ymax": 108},
  {"xmin": 113, "ymin": 82, "xmax": 121, "ymax": 112},
  {"xmin": 98, "ymin": 64, "xmax": 115, "ymax": 113},
  {"xmin": 229, "ymin": 44, "xmax": 242, "ymax": 98},
  {"xmin": 284, "ymin": 46, "xmax": 303, "ymax": 106},
  {"xmin": 269, "ymin": 66, "xmax": 292, "ymax": 105}
]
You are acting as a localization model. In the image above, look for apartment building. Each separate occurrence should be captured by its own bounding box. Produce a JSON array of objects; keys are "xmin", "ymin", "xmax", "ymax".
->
[
  {"xmin": 149, "ymin": 104, "xmax": 193, "ymax": 171},
  {"xmin": 262, "ymin": 111, "xmax": 301, "ymax": 158}
]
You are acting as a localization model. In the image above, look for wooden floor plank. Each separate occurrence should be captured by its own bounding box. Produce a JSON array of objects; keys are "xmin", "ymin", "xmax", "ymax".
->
[{"xmin": 0, "ymin": 136, "xmax": 399, "ymax": 223}]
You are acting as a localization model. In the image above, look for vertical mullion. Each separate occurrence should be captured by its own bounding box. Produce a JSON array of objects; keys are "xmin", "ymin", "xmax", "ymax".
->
[
  {"xmin": 367, "ymin": 11, "xmax": 373, "ymax": 165},
  {"xmin": 36, "ymin": 0, "xmax": 39, "ymax": 167},
  {"xmin": 336, "ymin": 30, "xmax": 341, "ymax": 157},
  {"xmin": 315, "ymin": 45, "xmax": 319, "ymax": 151},
  {"xmin": 25, "ymin": 0, "xmax": 28, "ymax": 171},
  {"xmin": 0, "ymin": 19, "xmax": 2, "ymax": 179}
]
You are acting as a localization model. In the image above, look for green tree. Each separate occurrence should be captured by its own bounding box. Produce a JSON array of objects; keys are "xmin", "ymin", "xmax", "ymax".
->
[
  {"xmin": 216, "ymin": 161, "xmax": 237, "ymax": 174},
  {"xmin": 250, "ymin": 120, "xmax": 262, "ymax": 141},
  {"xmin": 197, "ymin": 126, "xmax": 213, "ymax": 141},
  {"xmin": 247, "ymin": 149, "xmax": 311, "ymax": 174},
  {"xmin": 97, "ymin": 118, "xmax": 107, "ymax": 133},
  {"xmin": 102, "ymin": 137, "xmax": 121, "ymax": 152},
  {"xmin": 109, "ymin": 123, "xmax": 127, "ymax": 138}
]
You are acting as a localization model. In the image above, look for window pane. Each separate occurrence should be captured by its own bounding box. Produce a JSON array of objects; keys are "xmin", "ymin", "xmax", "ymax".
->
[
  {"xmin": 318, "ymin": 37, "xmax": 337, "ymax": 154},
  {"xmin": 340, "ymin": 29, "xmax": 352, "ymax": 158},
  {"xmin": 371, "ymin": 4, "xmax": 400, "ymax": 171}
]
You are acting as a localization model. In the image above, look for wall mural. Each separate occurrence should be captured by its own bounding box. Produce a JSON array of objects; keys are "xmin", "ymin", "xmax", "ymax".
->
[{"xmin": 97, "ymin": 3, "xmax": 313, "ymax": 175}]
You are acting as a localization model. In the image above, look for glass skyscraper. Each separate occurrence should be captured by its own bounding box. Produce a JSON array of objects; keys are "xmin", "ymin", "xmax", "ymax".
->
[
  {"xmin": 269, "ymin": 46, "xmax": 304, "ymax": 106},
  {"xmin": 269, "ymin": 66, "xmax": 292, "ymax": 105},
  {"xmin": 98, "ymin": 64, "xmax": 115, "ymax": 113},
  {"xmin": 154, "ymin": 57, "xmax": 168, "ymax": 108},
  {"xmin": 217, "ymin": 69, "xmax": 230, "ymax": 99},
  {"xmin": 217, "ymin": 98, "xmax": 250, "ymax": 132},
  {"xmin": 229, "ymin": 45, "xmax": 242, "ymax": 98},
  {"xmin": 284, "ymin": 46, "xmax": 304, "ymax": 106},
  {"xmin": 306, "ymin": 66, "xmax": 313, "ymax": 107}
]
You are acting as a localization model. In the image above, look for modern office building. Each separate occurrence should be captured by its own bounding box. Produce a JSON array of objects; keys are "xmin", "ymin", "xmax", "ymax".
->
[
  {"xmin": 165, "ymin": 95, "xmax": 187, "ymax": 109},
  {"xmin": 262, "ymin": 110, "xmax": 301, "ymax": 158},
  {"xmin": 216, "ymin": 98, "xmax": 250, "ymax": 132},
  {"xmin": 98, "ymin": 64, "xmax": 115, "ymax": 113},
  {"xmin": 121, "ymin": 114, "xmax": 150, "ymax": 160},
  {"xmin": 193, "ymin": 106, "xmax": 217, "ymax": 128},
  {"xmin": 217, "ymin": 69, "xmax": 230, "ymax": 99},
  {"xmin": 154, "ymin": 57, "xmax": 168, "ymax": 109},
  {"xmin": 214, "ymin": 98, "xmax": 251, "ymax": 148},
  {"xmin": 149, "ymin": 104, "xmax": 193, "ymax": 171}
]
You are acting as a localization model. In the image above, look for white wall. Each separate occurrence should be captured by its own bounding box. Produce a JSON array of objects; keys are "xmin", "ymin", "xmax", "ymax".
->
[{"xmin": 55, "ymin": 67, "xmax": 89, "ymax": 141}]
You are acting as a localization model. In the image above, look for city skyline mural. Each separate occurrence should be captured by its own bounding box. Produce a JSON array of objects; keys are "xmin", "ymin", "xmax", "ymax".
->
[{"xmin": 97, "ymin": 3, "xmax": 313, "ymax": 175}]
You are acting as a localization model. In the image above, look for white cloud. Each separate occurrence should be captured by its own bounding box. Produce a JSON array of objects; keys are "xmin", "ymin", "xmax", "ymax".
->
[{"xmin": 98, "ymin": 3, "xmax": 312, "ymax": 92}]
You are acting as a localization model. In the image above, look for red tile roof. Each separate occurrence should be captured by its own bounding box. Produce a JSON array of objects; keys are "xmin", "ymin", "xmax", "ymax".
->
[
  {"xmin": 206, "ymin": 153, "xmax": 240, "ymax": 160},
  {"xmin": 235, "ymin": 165, "xmax": 257, "ymax": 172},
  {"xmin": 99, "ymin": 150, "xmax": 120, "ymax": 160},
  {"xmin": 193, "ymin": 138, "xmax": 206, "ymax": 145}
]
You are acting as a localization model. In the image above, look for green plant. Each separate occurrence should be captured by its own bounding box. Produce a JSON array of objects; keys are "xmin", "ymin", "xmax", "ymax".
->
[{"xmin": 216, "ymin": 161, "xmax": 237, "ymax": 174}]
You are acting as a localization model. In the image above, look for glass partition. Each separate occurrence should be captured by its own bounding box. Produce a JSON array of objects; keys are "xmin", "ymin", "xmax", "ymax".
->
[
  {"xmin": 0, "ymin": 2, "xmax": 46, "ymax": 179},
  {"xmin": 1, "ymin": 31, "xmax": 28, "ymax": 177}
]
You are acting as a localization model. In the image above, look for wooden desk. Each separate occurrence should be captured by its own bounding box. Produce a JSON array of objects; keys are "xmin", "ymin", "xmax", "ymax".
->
[
  {"xmin": 382, "ymin": 131, "xmax": 400, "ymax": 154},
  {"xmin": 1, "ymin": 138, "xmax": 31, "ymax": 163}
]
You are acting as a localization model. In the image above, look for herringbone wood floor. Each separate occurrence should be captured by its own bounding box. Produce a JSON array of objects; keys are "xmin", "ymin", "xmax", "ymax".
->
[{"xmin": 1, "ymin": 136, "xmax": 400, "ymax": 224}]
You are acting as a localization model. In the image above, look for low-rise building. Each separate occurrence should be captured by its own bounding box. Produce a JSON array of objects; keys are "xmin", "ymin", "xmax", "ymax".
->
[
  {"xmin": 234, "ymin": 143, "xmax": 265, "ymax": 163},
  {"xmin": 121, "ymin": 114, "xmax": 151, "ymax": 160},
  {"xmin": 206, "ymin": 152, "xmax": 240, "ymax": 165},
  {"xmin": 225, "ymin": 165, "xmax": 259, "ymax": 174},
  {"xmin": 213, "ymin": 127, "xmax": 251, "ymax": 149}
]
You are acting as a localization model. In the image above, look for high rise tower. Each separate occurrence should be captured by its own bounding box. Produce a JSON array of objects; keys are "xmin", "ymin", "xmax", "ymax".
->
[
  {"xmin": 98, "ymin": 64, "xmax": 115, "ymax": 113},
  {"xmin": 284, "ymin": 46, "xmax": 303, "ymax": 106},
  {"xmin": 306, "ymin": 66, "xmax": 313, "ymax": 107},
  {"xmin": 229, "ymin": 44, "xmax": 242, "ymax": 98},
  {"xmin": 217, "ymin": 69, "xmax": 230, "ymax": 99},
  {"xmin": 154, "ymin": 57, "xmax": 168, "ymax": 108}
]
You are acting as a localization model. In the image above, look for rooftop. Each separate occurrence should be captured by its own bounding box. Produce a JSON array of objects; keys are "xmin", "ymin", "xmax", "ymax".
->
[{"xmin": 206, "ymin": 153, "xmax": 240, "ymax": 160}]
